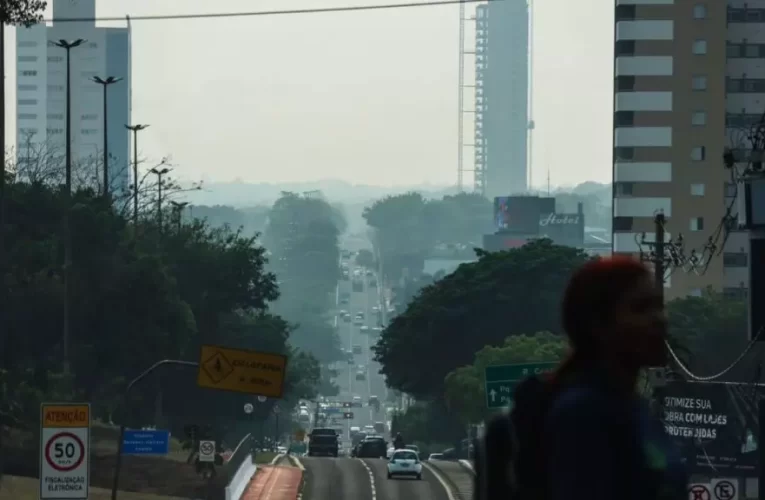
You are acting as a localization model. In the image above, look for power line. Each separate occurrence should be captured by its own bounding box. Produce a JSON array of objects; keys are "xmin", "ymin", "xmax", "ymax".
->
[{"xmin": 46, "ymin": 0, "xmax": 499, "ymax": 23}]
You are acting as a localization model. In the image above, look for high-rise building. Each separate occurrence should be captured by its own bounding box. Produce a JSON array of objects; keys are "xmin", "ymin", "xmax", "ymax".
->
[
  {"xmin": 15, "ymin": 0, "xmax": 131, "ymax": 192},
  {"xmin": 612, "ymin": 0, "xmax": 753, "ymax": 300},
  {"xmin": 474, "ymin": 0, "xmax": 529, "ymax": 199}
]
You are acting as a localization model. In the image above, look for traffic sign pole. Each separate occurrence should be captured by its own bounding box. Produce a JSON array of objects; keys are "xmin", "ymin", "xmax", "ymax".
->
[
  {"xmin": 484, "ymin": 362, "xmax": 557, "ymax": 409},
  {"xmin": 40, "ymin": 403, "xmax": 91, "ymax": 500}
]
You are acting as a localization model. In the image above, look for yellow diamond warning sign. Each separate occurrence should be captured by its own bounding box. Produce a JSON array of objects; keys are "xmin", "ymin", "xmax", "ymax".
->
[
  {"xmin": 202, "ymin": 351, "xmax": 234, "ymax": 384},
  {"xmin": 197, "ymin": 345, "xmax": 288, "ymax": 398}
]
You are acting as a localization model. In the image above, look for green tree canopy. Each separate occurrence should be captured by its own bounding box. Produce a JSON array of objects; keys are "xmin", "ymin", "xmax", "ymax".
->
[
  {"xmin": 1, "ymin": 180, "xmax": 322, "ymax": 436},
  {"xmin": 373, "ymin": 239, "xmax": 589, "ymax": 398},
  {"xmin": 666, "ymin": 289, "xmax": 748, "ymax": 378},
  {"xmin": 443, "ymin": 332, "xmax": 567, "ymax": 424}
]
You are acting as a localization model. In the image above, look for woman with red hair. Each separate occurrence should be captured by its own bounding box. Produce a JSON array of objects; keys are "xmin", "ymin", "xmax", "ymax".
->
[{"xmin": 475, "ymin": 257, "xmax": 687, "ymax": 500}]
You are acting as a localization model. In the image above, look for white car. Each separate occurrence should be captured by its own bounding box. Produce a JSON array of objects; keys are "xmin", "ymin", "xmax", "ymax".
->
[
  {"xmin": 387, "ymin": 449, "xmax": 422, "ymax": 480},
  {"xmin": 360, "ymin": 326, "xmax": 369, "ymax": 332}
]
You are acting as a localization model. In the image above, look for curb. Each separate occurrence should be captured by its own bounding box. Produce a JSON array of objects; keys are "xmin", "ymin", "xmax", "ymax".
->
[
  {"xmin": 424, "ymin": 461, "xmax": 464, "ymax": 500},
  {"xmin": 458, "ymin": 459, "xmax": 475, "ymax": 475}
]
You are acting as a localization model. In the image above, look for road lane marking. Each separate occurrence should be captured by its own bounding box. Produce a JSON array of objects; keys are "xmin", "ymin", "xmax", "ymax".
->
[
  {"xmin": 422, "ymin": 462, "xmax": 457, "ymax": 500},
  {"xmin": 358, "ymin": 459, "xmax": 377, "ymax": 500}
]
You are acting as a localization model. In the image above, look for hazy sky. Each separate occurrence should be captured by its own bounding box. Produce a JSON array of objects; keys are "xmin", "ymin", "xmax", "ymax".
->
[{"xmin": 6, "ymin": 0, "xmax": 614, "ymax": 188}]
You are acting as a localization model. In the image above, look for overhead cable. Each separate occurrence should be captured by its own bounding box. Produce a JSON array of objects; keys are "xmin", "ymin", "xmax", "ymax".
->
[{"xmin": 46, "ymin": 0, "xmax": 499, "ymax": 23}]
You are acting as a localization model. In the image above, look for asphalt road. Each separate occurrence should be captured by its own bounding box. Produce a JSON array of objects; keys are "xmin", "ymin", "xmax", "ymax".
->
[
  {"xmin": 300, "ymin": 457, "xmax": 452, "ymax": 500},
  {"xmin": 334, "ymin": 254, "xmax": 387, "ymax": 437}
]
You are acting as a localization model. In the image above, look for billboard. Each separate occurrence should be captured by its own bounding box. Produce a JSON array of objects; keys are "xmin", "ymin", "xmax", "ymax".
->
[
  {"xmin": 493, "ymin": 196, "xmax": 555, "ymax": 234},
  {"xmin": 538, "ymin": 212, "xmax": 584, "ymax": 247},
  {"xmin": 661, "ymin": 381, "xmax": 762, "ymax": 474}
]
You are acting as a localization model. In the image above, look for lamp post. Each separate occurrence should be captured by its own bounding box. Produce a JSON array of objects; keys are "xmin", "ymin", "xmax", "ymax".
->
[
  {"xmin": 51, "ymin": 38, "xmax": 86, "ymax": 375},
  {"xmin": 169, "ymin": 201, "xmax": 189, "ymax": 233},
  {"xmin": 92, "ymin": 76, "xmax": 122, "ymax": 197},
  {"xmin": 149, "ymin": 167, "xmax": 170, "ymax": 230},
  {"xmin": 125, "ymin": 124, "xmax": 150, "ymax": 223}
]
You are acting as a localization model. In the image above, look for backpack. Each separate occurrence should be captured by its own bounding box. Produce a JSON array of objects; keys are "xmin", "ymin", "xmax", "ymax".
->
[{"xmin": 474, "ymin": 374, "xmax": 642, "ymax": 500}]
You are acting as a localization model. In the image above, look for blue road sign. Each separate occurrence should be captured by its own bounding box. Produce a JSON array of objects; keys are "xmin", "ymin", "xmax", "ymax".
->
[{"xmin": 122, "ymin": 429, "xmax": 171, "ymax": 455}]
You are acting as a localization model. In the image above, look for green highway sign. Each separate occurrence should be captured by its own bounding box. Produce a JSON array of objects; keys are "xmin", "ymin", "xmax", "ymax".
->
[{"xmin": 485, "ymin": 362, "xmax": 557, "ymax": 409}]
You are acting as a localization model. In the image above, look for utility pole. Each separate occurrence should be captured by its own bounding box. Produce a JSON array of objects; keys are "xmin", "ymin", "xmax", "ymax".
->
[
  {"xmin": 654, "ymin": 213, "xmax": 665, "ymax": 299},
  {"xmin": 125, "ymin": 124, "xmax": 149, "ymax": 223},
  {"xmin": 92, "ymin": 76, "xmax": 122, "ymax": 197},
  {"xmin": 149, "ymin": 167, "xmax": 170, "ymax": 231},
  {"xmin": 639, "ymin": 212, "xmax": 667, "ymax": 301},
  {"xmin": 52, "ymin": 39, "xmax": 86, "ymax": 375}
]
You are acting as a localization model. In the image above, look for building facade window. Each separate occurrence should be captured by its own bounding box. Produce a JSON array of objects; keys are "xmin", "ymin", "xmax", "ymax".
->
[
  {"xmin": 615, "ymin": 182, "xmax": 634, "ymax": 196},
  {"xmin": 81, "ymin": 114, "xmax": 98, "ymax": 121},
  {"xmin": 725, "ymin": 182, "xmax": 737, "ymax": 197},
  {"xmin": 690, "ymin": 217, "xmax": 705, "ymax": 231},
  {"xmin": 691, "ymin": 146, "xmax": 706, "ymax": 161},
  {"xmin": 18, "ymin": 113, "xmax": 37, "ymax": 120},
  {"xmin": 17, "ymin": 56, "xmax": 37, "ymax": 62},
  {"xmin": 47, "ymin": 56, "xmax": 63, "ymax": 63},
  {"xmin": 47, "ymin": 113, "xmax": 64, "ymax": 120},
  {"xmin": 692, "ymin": 111, "xmax": 707, "ymax": 126},
  {"xmin": 17, "ymin": 84, "xmax": 37, "ymax": 91},
  {"xmin": 20, "ymin": 70, "xmax": 37, "ymax": 77},
  {"xmin": 693, "ymin": 4, "xmax": 707, "ymax": 19},
  {"xmin": 19, "ymin": 127, "xmax": 38, "ymax": 135},
  {"xmin": 18, "ymin": 41, "xmax": 38, "ymax": 47},
  {"xmin": 723, "ymin": 287, "xmax": 748, "ymax": 299},
  {"xmin": 614, "ymin": 147, "xmax": 635, "ymax": 161},
  {"xmin": 81, "ymin": 129, "xmax": 98, "ymax": 135},
  {"xmin": 728, "ymin": 8, "xmax": 765, "ymax": 23},
  {"xmin": 692, "ymin": 75, "xmax": 707, "ymax": 91},
  {"xmin": 47, "ymin": 128, "xmax": 64, "ymax": 135},
  {"xmin": 723, "ymin": 252, "xmax": 748, "ymax": 267},
  {"xmin": 691, "ymin": 183, "xmax": 705, "ymax": 196},
  {"xmin": 728, "ymin": 42, "xmax": 765, "ymax": 58},
  {"xmin": 693, "ymin": 39, "xmax": 708, "ymax": 54},
  {"xmin": 612, "ymin": 217, "xmax": 634, "ymax": 231},
  {"xmin": 18, "ymin": 99, "xmax": 37, "ymax": 105}
]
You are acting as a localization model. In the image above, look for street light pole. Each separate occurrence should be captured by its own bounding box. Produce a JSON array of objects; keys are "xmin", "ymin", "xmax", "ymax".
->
[
  {"xmin": 52, "ymin": 38, "xmax": 86, "ymax": 375},
  {"xmin": 149, "ymin": 167, "xmax": 170, "ymax": 231},
  {"xmin": 92, "ymin": 76, "xmax": 122, "ymax": 197},
  {"xmin": 125, "ymin": 124, "xmax": 149, "ymax": 223},
  {"xmin": 170, "ymin": 201, "xmax": 189, "ymax": 233}
]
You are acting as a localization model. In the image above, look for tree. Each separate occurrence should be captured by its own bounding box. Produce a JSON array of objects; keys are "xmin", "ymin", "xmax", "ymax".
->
[
  {"xmin": 444, "ymin": 332, "xmax": 567, "ymax": 424},
  {"xmin": 666, "ymin": 289, "xmax": 748, "ymax": 378},
  {"xmin": 363, "ymin": 192, "xmax": 493, "ymax": 283},
  {"xmin": 262, "ymin": 192, "xmax": 344, "ymax": 374},
  {"xmin": 373, "ymin": 239, "xmax": 590, "ymax": 398},
  {"xmin": 355, "ymin": 249, "xmax": 376, "ymax": 269}
]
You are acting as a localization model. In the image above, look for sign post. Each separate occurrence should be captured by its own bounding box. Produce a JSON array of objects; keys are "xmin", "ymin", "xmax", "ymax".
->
[
  {"xmin": 712, "ymin": 479, "xmax": 738, "ymax": 500},
  {"xmin": 40, "ymin": 403, "xmax": 91, "ymax": 499},
  {"xmin": 484, "ymin": 362, "xmax": 556, "ymax": 409},
  {"xmin": 121, "ymin": 430, "xmax": 170, "ymax": 456},
  {"xmin": 198, "ymin": 440, "xmax": 216, "ymax": 463},
  {"xmin": 196, "ymin": 344, "xmax": 288, "ymax": 398}
]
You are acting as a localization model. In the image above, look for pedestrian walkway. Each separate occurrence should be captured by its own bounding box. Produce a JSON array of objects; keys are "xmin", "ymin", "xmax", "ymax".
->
[
  {"xmin": 242, "ymin": 465, "xmax": 303, "ymax": 500},
  {"xmin": 428, "ymin": 460, "xmax": 474, "ymax": 500}
]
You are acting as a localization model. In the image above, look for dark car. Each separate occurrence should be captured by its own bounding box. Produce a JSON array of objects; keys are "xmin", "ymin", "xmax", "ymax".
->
[
  {"xmin": 356, "ymin": 437, "xmax": 387, "ymax": 458},
  {"xmin": 308, "ymin": 428, "xmax": 339, "ymax": 457}
]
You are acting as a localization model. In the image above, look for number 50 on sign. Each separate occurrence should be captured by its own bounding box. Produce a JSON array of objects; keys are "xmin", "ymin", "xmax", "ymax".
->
[{"xmin": 40, "ymin": 403, "xmax": 91, "ymax": 499}]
